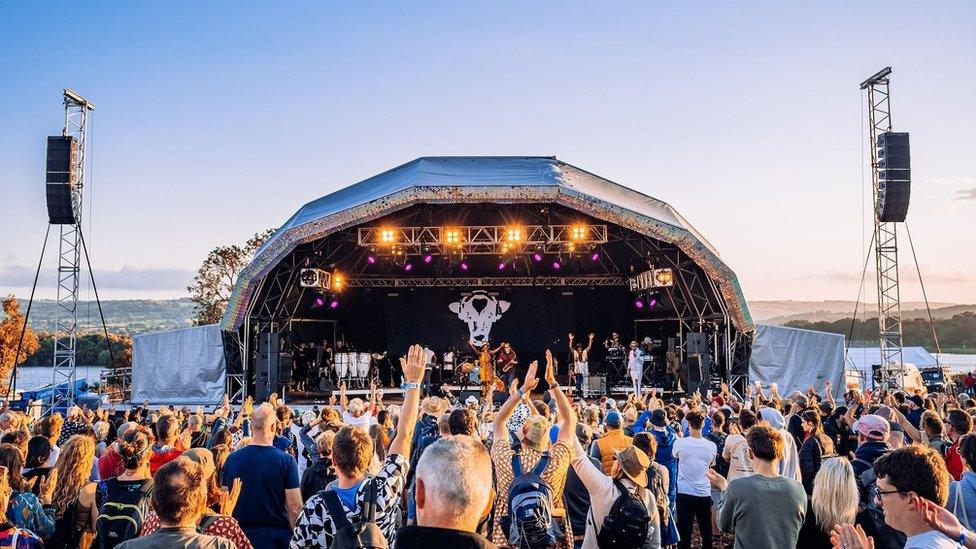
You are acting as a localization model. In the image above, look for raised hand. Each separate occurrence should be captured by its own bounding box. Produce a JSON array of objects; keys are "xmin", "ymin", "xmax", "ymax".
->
[
  {"xmin": 39, "ymin": 469, "xmax": 57, "ymax": 505},
  {"xmin": 242, "ymin": 396, "xmax": 253, "ymax": 416},
  {"xmin": 544, "ymin": 357, "xmax": 557, "ymax": 387},
  {"xmin": 920, "ymin": 498, "xmax": 964, "ymax": 541},
  {"xmin": 269, "ymin": 392, "xmax": 279, "ymax": 407},
  {"xmin": 220, "ymin": 478, "xmax": 243, "ymax": 515},
  {"xmin": 705, "ymin": 469, "xmax": 727, "ymax": 492},
  {"xmin": 523, "ymin": 360, "xmax": 540, "ymax": 393},
  {"xmin": 588, "ymin": 333, "xmax": 595, "ymax": 340},
  {"xmin": 568, "ymin": 333, "xmax": 574, "ymax": 341},
  {"xmin": 401, "ymin": 344, "xmax": 426, "ymax": 384},
  {"xmin": 328, "ymin": 393, "xmax": 337, "ymax": 407},
  {"xmin": 830, "ymin": 523, "xmax": 873, "ymax": 549},
  {"xmin": 509, "ymin": 378, "xmax": 521, "ymax": 398}
]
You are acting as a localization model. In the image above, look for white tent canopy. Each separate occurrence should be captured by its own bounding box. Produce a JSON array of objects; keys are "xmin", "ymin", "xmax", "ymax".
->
[
  {"xmin": 132, "ymin": 324, "xmax": 226, "ymax": 405},
  {"xmin": 749, "ymin": 324, "xmax": 846, "ymax": 395}
]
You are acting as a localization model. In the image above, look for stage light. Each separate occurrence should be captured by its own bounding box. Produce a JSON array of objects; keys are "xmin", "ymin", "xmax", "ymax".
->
[
  {"xmin": 332, "ymin": 273, "xmax": 344, "ymax": 291},
  {"xmin": 567, "ymin": 243, "xmax": 576, "ymax": 252},
  {"xmin": 552, "ymin": 261, "xmax": 561, "ymax": 270},
  {"xmin": 653, "ymin": 268, "xmax": 674, "ymax": 287},
  {"xmin": 460, "ymin": 261, "xmax": 469, "ymax": 271},
  {"xmin": 498, "ymin": 262, "xmax": 506, "ymax": 270},
  {"xmin": 444, "ymin": 228, "xmax": 461, "ymax": 245},
  {"xmin": 367, "ymin": 255, "xmax": 376, "ymax": 264},
  {"xmin": 404, "ymin": 262, "xmax": 413, "ymax": 272},
  {"xmin": 329, "ymin": 299, "xmax": 339, "ymax": 309},
  {"xmin": 648, "ymin": 298, "xmax": 658, "ymax": 308},
  {"xmin": 313, "ymin": 295, "xmax": 325, "ymax": 308},
  {"xmin": 591, "ymin": 252, "xmax": 600, "ymax": 261},
  {"xmin": 506, "ymin": 227, "xmax": 523, "ymax": 242},
  {"xmin": 571, "ymin": 224, "xmax": 588, "ymax": 240},
  {"xmin": 380, "ymin": 228, "xmax": 396, "ymax": 244},
  {"xmin": 634, "ymin": 298, "xmax": 644, "ymax": 309},
  {"xmin": 533, "ymin": 252, "xmax": 543, "ymax": 262},
  {"xmin": 424, "ymin": 254, "xmax": 433, "ymax": 264}
]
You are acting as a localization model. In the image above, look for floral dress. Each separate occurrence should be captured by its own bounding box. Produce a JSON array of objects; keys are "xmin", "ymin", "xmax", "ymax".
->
[{"xmin": 6, "ymin": 491, "xmax": 54, "ymax": 539}]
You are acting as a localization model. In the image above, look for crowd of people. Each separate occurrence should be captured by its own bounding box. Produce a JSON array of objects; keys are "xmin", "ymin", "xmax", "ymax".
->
[{"xmin": 3, "ymin": 347, "xmax": 976, "ymax": 548}]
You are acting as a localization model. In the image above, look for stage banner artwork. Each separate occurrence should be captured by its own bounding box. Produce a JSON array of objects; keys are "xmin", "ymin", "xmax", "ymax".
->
[{"xmin": 132, "ymin": 324, "xmax": 226, "ymax": 405}]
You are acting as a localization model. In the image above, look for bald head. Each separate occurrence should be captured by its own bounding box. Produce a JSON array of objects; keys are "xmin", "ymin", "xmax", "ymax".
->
[{"xmin": 251, "ymin": 403, "xmax": 277, "ymax": 436}]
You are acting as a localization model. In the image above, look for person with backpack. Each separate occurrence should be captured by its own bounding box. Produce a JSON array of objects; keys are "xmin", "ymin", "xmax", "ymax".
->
[
  {"xmin": 570, "ymin": 435, "xmax": 661, "ymax": 549},
  {"xmin": 632, "ymin": 433, "xmax": 676, "ymax": 548},
  {"xmin": 94, "ymin": 424, "xmax": 155, "ymax": 549},
  {"xmin": 565, "ymin": 424, "xmax": 603, "ymax": 549},
  {"xmin": 490, "ymin": 351, "xmax": 577, "ymax": 549},
  {"xmin": 708, "ymin": 424, "xmax": 807, "ymax": 548},
  {"xmin": 116, "ymin": 458, "xmax": 234, "ymax": 549},
  {"xmin": 394, "ymin": 435, "xmax": 498, "ymax": 549},
  {"xmin": 300, "ymin": 431, "xmax": 337, "ymax": 502},
  {"xmin": 290, "ymin": 343, "xmax": 427, "ymax": 548},
  {"xmin": 0, "ymin": 471, "xmax": 43, "ymax": 549}
]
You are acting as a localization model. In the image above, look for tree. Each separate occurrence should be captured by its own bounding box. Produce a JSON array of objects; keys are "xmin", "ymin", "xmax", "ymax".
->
[
  {"xmin": 187, "ymin": 229, "xmax": 275, "ymax": 325},
  {"xmin": 0, "ymin": 296, "xmax": 41, "ymax": 394}
]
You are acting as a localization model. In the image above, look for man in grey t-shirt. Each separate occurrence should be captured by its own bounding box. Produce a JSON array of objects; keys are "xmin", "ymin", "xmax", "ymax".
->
[{"xmin": 707, "ymin": 424, "xmax": 807, "ymax": 549}]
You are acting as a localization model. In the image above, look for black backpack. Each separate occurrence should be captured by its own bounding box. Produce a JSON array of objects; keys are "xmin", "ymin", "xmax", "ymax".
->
[
  {"xmin": 321, "ymin": 479, "xmax": 389, "ymax": 549},
  {"xmin": 94, "ymin": 478, "xmax": 154, "ymax": 549},
  {"xmin": 499, "ymin": 451, "xmax": 563, "ymax": 549},
  {"xmin": 595, "ymin": 480, "xmax": 650, "ymax": 549},
  {"xmin": 48, "ymin": 501, "xmax": 83, "ymax": 549},
  {"xmin": 854, "ymin": 458, "xmax": 907, "ymax": 549}
]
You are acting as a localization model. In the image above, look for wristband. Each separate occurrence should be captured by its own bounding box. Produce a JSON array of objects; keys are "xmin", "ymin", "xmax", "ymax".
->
[
  {"xmin": 517, "ymin": 389, "xmax": 525, "ymax": 398},
  {"xmin": 401, "ymin": 382, "xmax": 420, "ymax": 391},
  {"xmin": 959, "ymin": 530, "xmax": 970, "ymax": 545}
]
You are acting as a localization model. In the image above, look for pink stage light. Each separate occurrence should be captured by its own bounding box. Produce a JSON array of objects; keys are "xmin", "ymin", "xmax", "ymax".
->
[
  {"xmin": 498, "ymin": 262, "xmax": 506, "ymax": 270},
  {"xmin": 404, "ymin": 263, "xmax": 413, "ymax": 272},
  {"xmin": 460, "ymin": 262, "xmax": 469, "ymax": 271},
  {"xmin": 591, "ymin": 252, "xmax": 600, "ymax": 261},
  {"xmin": 424, "ymin": 254, "xmax": 433, "ymax": 263},
  {"xmin": 635, "ymin": 299, "xmax": 644, "ymax": 309},
  {"xmin": 648, "ymin": 298, "xmax": 658, "ymax": 308},
  {"xmin": 367, "ymin": 255, "xmax": 376, "ymax": 264},
  {"xmin": 329, "ymin": 299, "xmax": 339, "ymax": 309},
  {"xmin": 533, "ymin": 253, "xmax": 543, "ymax": 262},
  {"xmin": 552, "ymin": 261, "xmax": 561, "ymax": 270}
]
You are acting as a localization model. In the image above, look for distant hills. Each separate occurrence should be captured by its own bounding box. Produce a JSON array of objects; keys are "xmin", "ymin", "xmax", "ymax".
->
[
  {"xmin": 11, "ymin": 298, "xmax": 975, "ymax": 334},
  {"xmin": 748, "ymin": 300, "xmax": 973, "ymax": 325},
  {"xmin": 20, "ymin": 298, "xmax": 196, "ymax": 334}
]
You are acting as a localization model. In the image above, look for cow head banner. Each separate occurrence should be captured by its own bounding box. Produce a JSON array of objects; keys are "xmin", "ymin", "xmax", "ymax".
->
[{"xmin": 448, "ymin": 290, "xmax": 511, "ymax": 344}]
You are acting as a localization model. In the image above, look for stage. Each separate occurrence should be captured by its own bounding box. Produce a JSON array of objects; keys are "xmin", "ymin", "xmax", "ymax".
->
[{"xmin": 212, "ymin": 157, "xmax": 754, "ymax": 405}]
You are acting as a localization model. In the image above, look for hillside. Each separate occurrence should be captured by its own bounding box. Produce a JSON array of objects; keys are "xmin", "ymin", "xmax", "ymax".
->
[
  {"xmin": 19, "ymin": 298, "xmax": 196, "ymax": 335},
  {"xmin": 747, "ymin": 300, "xmax": 967, "ymax": 325}
]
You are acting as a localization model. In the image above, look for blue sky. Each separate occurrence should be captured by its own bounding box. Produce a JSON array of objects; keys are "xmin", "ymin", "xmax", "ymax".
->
[{"xmin": 1, "ymin": 2, "xmax": 974, "ymax": 303}]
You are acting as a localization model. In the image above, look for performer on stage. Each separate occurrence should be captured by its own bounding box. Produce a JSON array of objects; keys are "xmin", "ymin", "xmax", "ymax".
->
[
  {"xmin": 665, "ymin": 344, "xmax": 679, "ymax": 392},
  {"xmin": 495, "ymin": 341, "xmax": 518, "ymax": 388},
  {"xmin": 627, "ymin": 340, "xmax": 645, "ymax": 397},
  {"xmin": 569, "ymin": 332, "xmax": 595, "ymax": 397},
  {"xmin": 604, "ymin": 332, "xmax": 623, "ymax": 351},
  {"xmin": 471, "ymin": 341, "xmax": 495, "ymax": 401}
]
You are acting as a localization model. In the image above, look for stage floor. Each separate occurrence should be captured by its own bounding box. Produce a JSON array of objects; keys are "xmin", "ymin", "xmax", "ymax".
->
[{"xmin": 279, "ymin": 384, "xmax": 681, "ymax": 405}]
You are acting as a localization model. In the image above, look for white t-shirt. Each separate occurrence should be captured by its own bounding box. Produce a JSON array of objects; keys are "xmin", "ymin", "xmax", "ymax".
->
[
  {"xmin": 672, "ymin": 436, "xmax": 717, "ymax": 497},
  {"xmin": 723, "ymin": 433, "xmax": 754, "ymax": 481},
  {"xmin": 443, "ymin": 352, "xmax": 455, "ymax": 370},
  {"xmin": 904, "ymin": 530, "xmax": 960, "ymax": 548}
]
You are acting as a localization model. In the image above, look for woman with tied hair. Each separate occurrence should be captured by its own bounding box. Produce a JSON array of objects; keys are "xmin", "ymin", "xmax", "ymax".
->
[
  {"xmin": 93, "ymin": 424, "xmax": 154, "ymax": 548},
  {"xmin": 0, "ymin": 444, "xmax": 55, "ymax": 539},
  {"xmin": 48, "ymin": 435, "xmax": 99, "ymax": 549},
  {"xmin": 796, "ymin": 457, "xmax": 860, "ymax": 549},
  {"xmin": 799, "ymin": 409, "xmax": 836, "ymax": 495},
  {"xmin": 0, "ymin": 467, "xmax": 44, "ymax": 549},
  {"xmin": 92, "ymin": 421, "xmax": 111, "ymax": 458},
  {"xmin": 22, "ymin": 436, "xmax": 53, "ymax": 497}
]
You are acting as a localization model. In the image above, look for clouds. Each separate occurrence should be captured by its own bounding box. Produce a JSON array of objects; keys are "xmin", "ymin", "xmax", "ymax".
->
[
  {"xmin": 955, "ymin": 188, "xmax": 976, "ymax": 201},
  {"xmin": 0, "ymin": 264, "xmax": 194, "ymax": 291}
]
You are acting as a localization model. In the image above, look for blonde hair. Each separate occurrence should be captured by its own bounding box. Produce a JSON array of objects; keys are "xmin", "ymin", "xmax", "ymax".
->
[
  {"xmin": 811, "ymin": 457, "xmax": 859, "ymax": 533},
  {"xmin": 52, "ymin": 435, "xmax": 96, "ymax": 518}
]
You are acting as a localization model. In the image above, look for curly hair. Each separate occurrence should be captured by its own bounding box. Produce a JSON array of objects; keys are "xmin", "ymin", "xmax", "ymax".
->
[
  {"xmin": 52, "ymin": 435, "xmax": 96, "ymax": 518},
  {"xmin": 117, "ymin": 424, "xmax": 153, "ymax": 470}
]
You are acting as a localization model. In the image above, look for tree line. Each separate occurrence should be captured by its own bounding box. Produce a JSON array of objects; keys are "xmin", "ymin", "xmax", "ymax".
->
[
  {"xmin": 785, "ymin": 311, "xmax": 976, "ymax": 352},
  {"xmin": 22, "ymin": 332, "xmax": 132, "ymax": 368}
]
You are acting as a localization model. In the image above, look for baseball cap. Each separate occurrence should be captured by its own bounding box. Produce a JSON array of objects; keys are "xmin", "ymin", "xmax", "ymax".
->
[
  {"xmin": 907, "ymin": 395, "xmax": 924, "ymax": 408},
  {"xmin": 605, "ymin": 411, "xmax": 622, "ymax": 428},
  {"xmin": 180, "ymin": 448, "xmax": 216, "ymax": 480},
  {"xmin": 853, "ymin": 414, "xmax": 891, "ymax": 441}
]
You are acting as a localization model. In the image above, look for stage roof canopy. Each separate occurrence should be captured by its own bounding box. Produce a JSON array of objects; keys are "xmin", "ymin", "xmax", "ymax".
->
[{"xmin": 222, "ymin": 156, "xmax": 753, "ymax": 331}]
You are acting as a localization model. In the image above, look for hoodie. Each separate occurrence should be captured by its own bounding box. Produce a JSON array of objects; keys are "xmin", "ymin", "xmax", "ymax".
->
[
  {"xmin": 759, "ymin": 408, "xmax": 802, "ymax": 483},
  {"xmin": 852, "ymin": 440, "xmax": 892, "ymax": 477}
]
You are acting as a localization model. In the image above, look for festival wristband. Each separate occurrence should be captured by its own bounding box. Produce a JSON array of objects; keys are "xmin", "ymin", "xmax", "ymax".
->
[
  {"xmin": 517, "ymin": 389, "xmax": 525, "ymax": 398},
  {"xmin": 959, "ymin": 530, "xmax": 970, "ymax": 545},
  {"xmin": 401, "ymin": 382, "xmax": 420, "ymax": 391}
]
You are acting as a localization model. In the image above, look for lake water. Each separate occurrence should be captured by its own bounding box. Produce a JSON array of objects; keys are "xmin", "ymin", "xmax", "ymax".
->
[{"xmin": 11, "ymin": 366, "xmax": 105, "ymax": 392}]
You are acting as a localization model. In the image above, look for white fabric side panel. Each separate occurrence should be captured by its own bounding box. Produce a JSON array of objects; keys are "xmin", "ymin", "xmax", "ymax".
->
[
  {"xmin": 749, "ymin": 325, "xmax": 845, "ymax": 396},
  {"xmin": 132, "ymin": 324, "xmax": 225, "ymax": 405}
]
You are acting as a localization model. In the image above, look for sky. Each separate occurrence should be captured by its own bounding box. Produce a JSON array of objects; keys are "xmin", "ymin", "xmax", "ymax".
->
[{"xmin": 1, "ymin": 2, "xmax": 974, "ymax": 305}]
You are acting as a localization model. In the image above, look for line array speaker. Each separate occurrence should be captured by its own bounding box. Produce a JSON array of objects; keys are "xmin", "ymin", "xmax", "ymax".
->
[
  {"xmin": 876, "ymin": 132, "xmax": 911, "ymax": 222},
  {"xmin": 45, "ymin": 136, "xmax": 79, "ymax": 224}
]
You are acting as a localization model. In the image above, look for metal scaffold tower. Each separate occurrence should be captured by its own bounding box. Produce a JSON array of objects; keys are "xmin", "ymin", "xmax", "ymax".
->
[
  {"xmin": 49, "ymin": 90, "xmax": 95, "ymax": 413},
  {"xmin": 860, "ymin": 68, "xmax": 904, "ymax": 389}
]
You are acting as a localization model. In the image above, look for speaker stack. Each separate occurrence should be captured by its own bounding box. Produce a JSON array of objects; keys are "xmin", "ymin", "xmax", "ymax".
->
[
  {"xmin": 876, "ymin": 132, "xmax": 911, "ymax": 222},
  {"xmin": 45, "ymin": 136, "xmax": 79, "ymax": 225},
  {"xmin": 255, "ymin": 332, "xmax": 280, "ymax": 402}
]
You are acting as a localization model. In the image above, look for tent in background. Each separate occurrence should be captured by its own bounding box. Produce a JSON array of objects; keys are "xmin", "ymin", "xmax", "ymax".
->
[{"xmin": 749, "ymin": 324, "xmax": 846, "ymax": 396}]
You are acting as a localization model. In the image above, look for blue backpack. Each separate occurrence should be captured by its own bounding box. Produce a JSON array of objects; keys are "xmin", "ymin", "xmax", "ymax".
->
[{"xmin": 499, "ymin": 450, "xmax": 563, "ymax": 549}]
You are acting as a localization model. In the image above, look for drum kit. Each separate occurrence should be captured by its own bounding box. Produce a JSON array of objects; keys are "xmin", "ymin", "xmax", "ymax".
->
[{"xmin": 335, "ymin": 352, "xmax": 373, "ymax": 388}]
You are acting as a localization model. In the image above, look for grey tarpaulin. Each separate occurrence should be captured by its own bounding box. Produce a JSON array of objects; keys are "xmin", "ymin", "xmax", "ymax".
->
[
  {"xmin": 132, "ymin": 324, "xmax": 225, "ymax": 405},
  {"xmin": 749, "ymin": 324, "xmax": 845, "ymax": 396}
]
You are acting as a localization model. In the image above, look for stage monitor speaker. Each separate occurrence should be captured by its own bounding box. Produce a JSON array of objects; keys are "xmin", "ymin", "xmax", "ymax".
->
[
  {"xmin": 686, "ymin": 333, "xmax": 708, "ymax": 355},
  {"xmin": 279, "ymin": 353, "xmax": 292, "ymax": 384},
  {"xmin": 45, "ymin": 136, "xmax": 79, "ymax": 225}
]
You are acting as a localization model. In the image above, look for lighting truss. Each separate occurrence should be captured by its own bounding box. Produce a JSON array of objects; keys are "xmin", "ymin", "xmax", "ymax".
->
[
  {"xmin": 357, "ymin": 224, "xmax": 608, "ymax": 256},
  {"xmin": 862, "ymin": 67, "xmax": 905, "ymax": 390},
  {"xmin": 343, "ymin": 275, "xmax": 626, "ymax": 288}
]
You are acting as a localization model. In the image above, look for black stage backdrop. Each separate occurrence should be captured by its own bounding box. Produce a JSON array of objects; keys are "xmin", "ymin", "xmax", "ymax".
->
[{"xmin": 298, "ymin": 286, "xmax": 642, "ymax": 378}]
